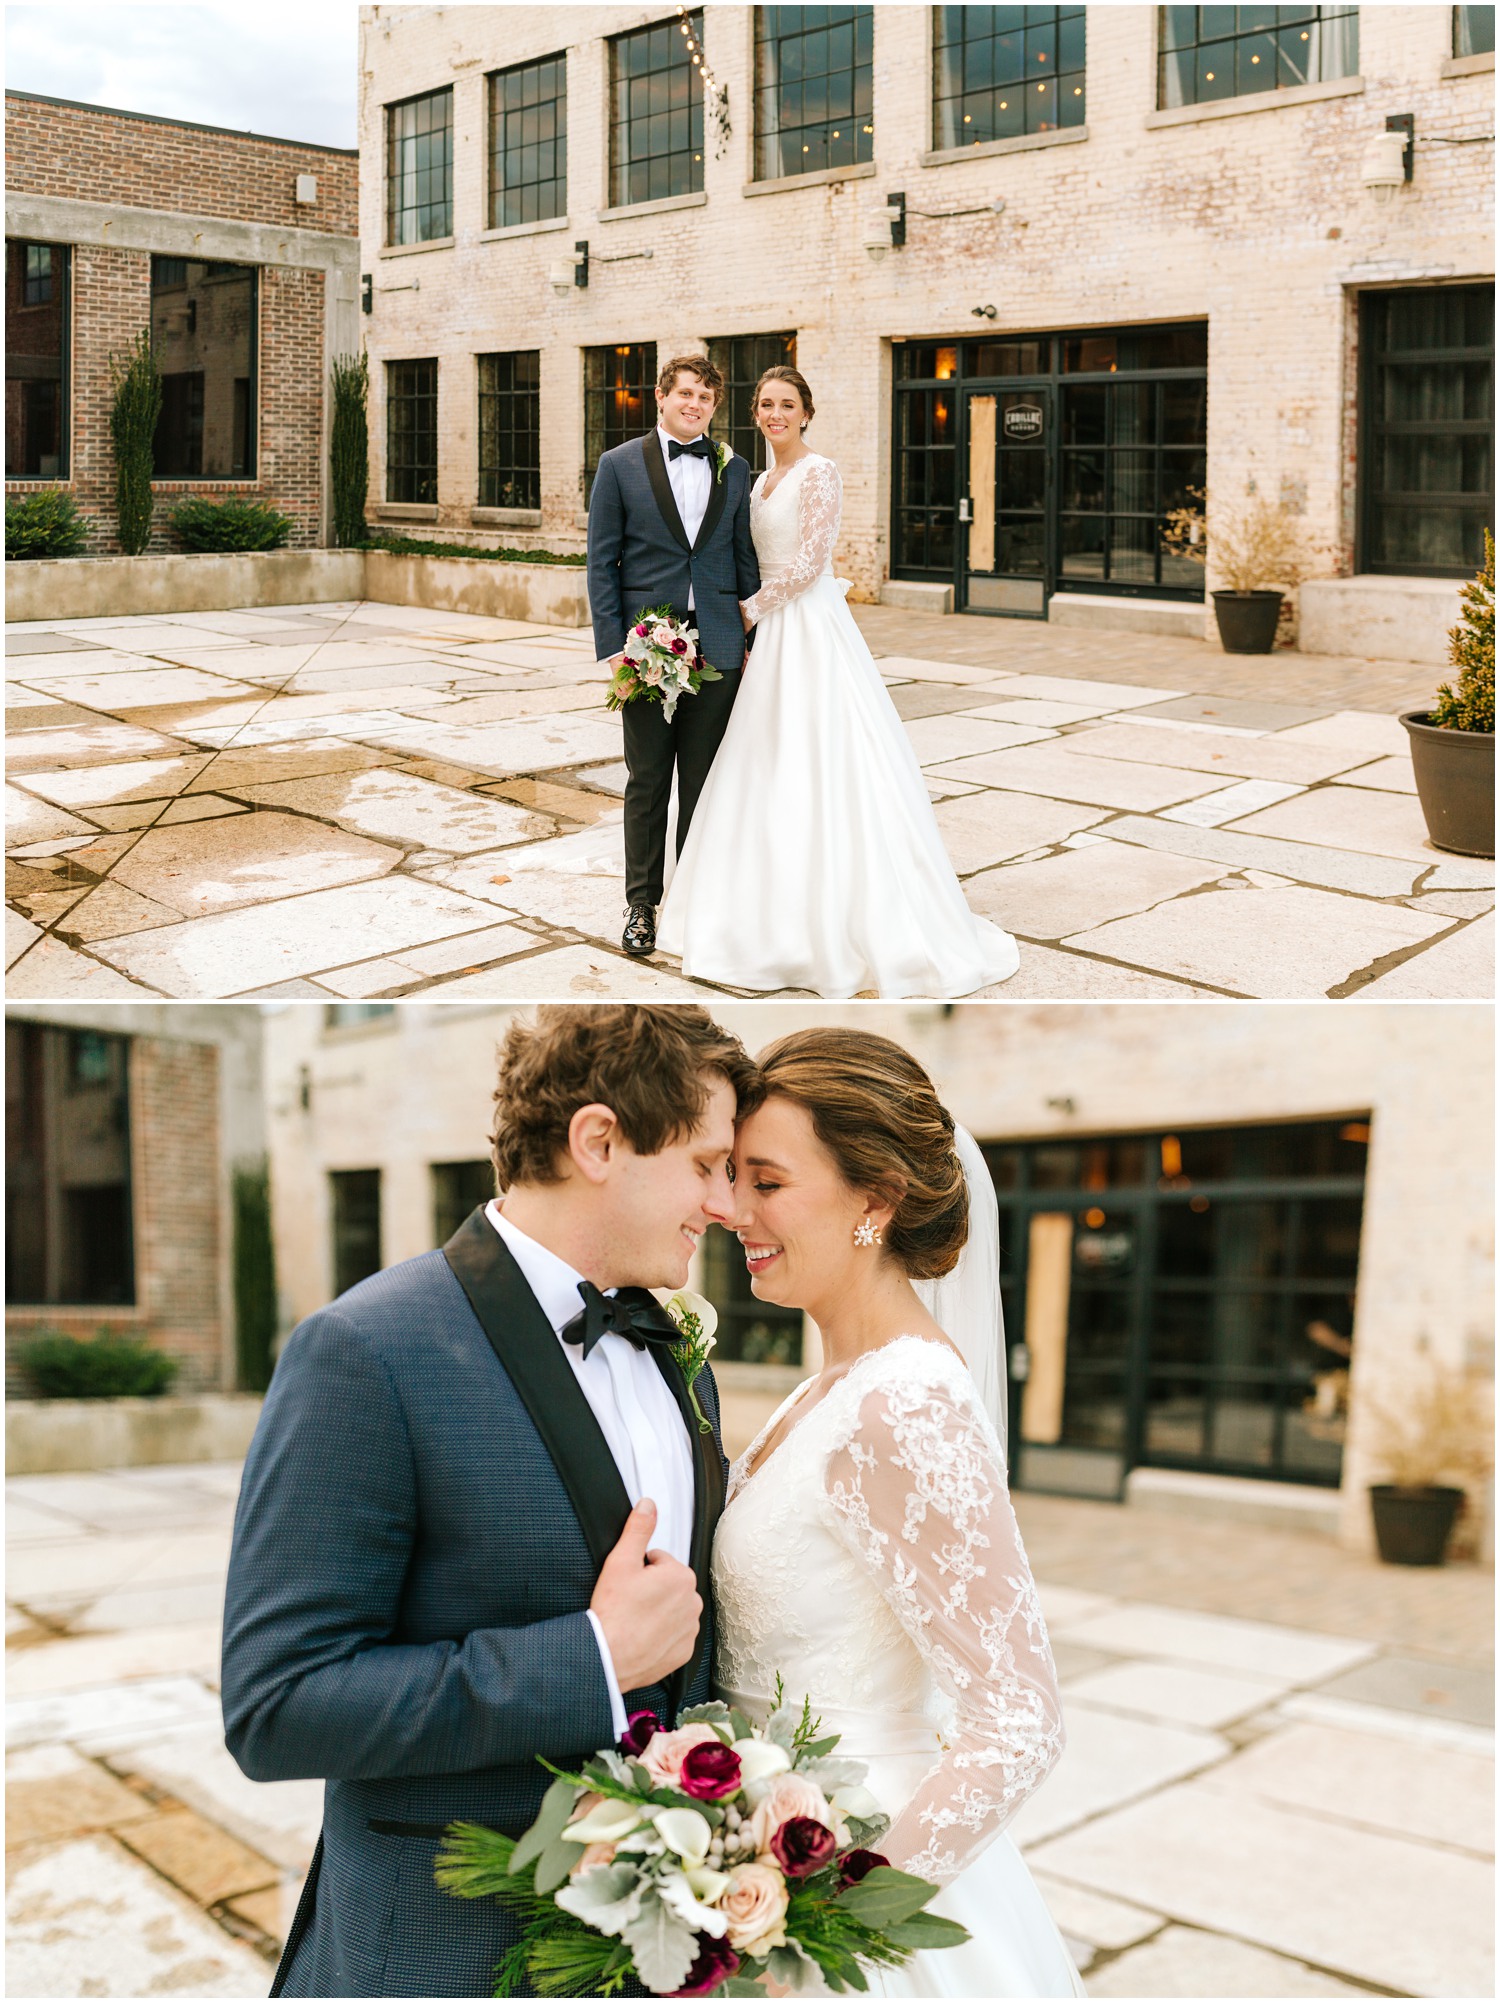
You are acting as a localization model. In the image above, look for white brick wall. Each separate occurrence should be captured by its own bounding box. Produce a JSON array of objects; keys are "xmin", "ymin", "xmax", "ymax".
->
[{"xmin": 357, "ymin": 4, "xmax": 1494, "ymax": 599}]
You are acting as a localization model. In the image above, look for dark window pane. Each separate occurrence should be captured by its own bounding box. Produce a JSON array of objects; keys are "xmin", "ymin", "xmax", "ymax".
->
[
  {"xmin": 387, "ymin": 88, "xmax": 453, "ymax": 243},
  {"xmin": 6, "ymin": 240, "xmax": 71, "ymax": 479},
  {"xmin": 331, "ymin": 1169, "xmax": 382, "ymax": 1297},
  {"xmin": 148, "ymin": 256, "xmax": 258, "ymax": 480},
  {"xmin": 584, "ymin": 341, "xmax": 658, "ymax": 501},
  {"xmin": 6, "ymin": 1021, "xmax": 134, "ymax": 1307},
  {"xmin": 432, "ymin": 1160, "xmax": 495, "ymax": 1245},
  {"xmin": 707, "ymin": 329, "xmax": 796, "ymax": 472},
  {"xmin": 386, "ymin": 358, "xmax": 438, "ymax": 504},
  {"xmin": 611, "ymin": 12, "xmax": 704, "ymax": 205},
  {"xmin": 477, "ymin": 350, "xmax": 541, "ymax": 508},
  {"xmin": 1159, "ymin": 5, "xmax": 1358, "ymax": 109}
]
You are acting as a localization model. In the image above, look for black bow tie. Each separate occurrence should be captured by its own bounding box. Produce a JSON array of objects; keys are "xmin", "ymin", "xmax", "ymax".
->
[
  {"xmin": 561, "ymin": 1281, "xmax": 680, "ymax": 1362},
  {"xmin": 669, "ymin": 437, "xmax": 713, "ymax": 461}
]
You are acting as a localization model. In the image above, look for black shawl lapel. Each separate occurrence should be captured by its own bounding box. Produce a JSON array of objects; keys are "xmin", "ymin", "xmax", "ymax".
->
[
  {"xmin": 443, "ymin": 1208, "xmax": 631, "ymax": 1573},
  {"xmin": 641, "ymin": 430, "xmax": 691, "ymax": 554},
  {"xmin": 651, "ymin": 1346, "xmax": 725, "ymax": 1716}
]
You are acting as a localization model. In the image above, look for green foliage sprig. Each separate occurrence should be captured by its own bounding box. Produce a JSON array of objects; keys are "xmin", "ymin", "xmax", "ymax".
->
[
  {"xmin": 329, "ymin": 350, "xmax": 370, "ymax": 548},
  {"xmin": 18, "ymin": 1330, "xmax": 178, "ymax": 1400},
  {"xmin": 361, "ymin": 533, "xmax": 585, "ymax": 565},
  {"xmin": 5, "ymin": 489, "xmax": 88, "ymax": 560},
  {"xmin": 1432, "ymin": 530, "xmax": 1494, "ymax": 735},
  {"xmin": 171, "ymin": 497, "xmax": 292, "ymax": 552},
  {"xmin": 109, "ymin": 330, "xmax": 162, "ymax": 555}
]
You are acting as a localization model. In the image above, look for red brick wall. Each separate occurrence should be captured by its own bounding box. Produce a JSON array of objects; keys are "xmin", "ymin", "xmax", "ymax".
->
[
  {"xmin": 5, "ymin": 1035, "xmax": 226, "ymax": 1396},
  {"xmin": 4, "ymin": 94, "xmax": 357, "ymax": 550}
]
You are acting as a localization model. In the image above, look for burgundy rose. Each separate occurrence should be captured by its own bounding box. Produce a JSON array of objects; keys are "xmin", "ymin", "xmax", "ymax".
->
[
  {"xmin": 679, "ymin": 1740, "xmax": 743, "ymax": 1801},
  {"xmin": 838, "ymin": 1848, "xmax": 890, "ymax": 1888},
  {"xmin": 671, "ymin": 636, "xmax": 689, "ymax": 655},
  {"xmin": 619, "ymin": 1709, "xmax": 660, "ymax": 1757},
  {"xmin": 771, "ymin": 1815, "xmax": 837, "ymax": 1879},
  {"xmin": 672, "ymin": 1933, "xmax": 741, "ymax": 1996},
  {"xmin": 634, "ymin": 622, "xmax": 650, "ymax": 638}
]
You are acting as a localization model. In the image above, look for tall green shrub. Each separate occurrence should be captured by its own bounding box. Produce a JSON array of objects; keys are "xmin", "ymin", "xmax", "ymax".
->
[
  {"xmin": 329, "ymin": 350, "xmax": 370, "ymax": 547},
  {"xmin": 233, "ymin": 1163, "xmax": 278, "ymax": 1393},
  {"xmin": 109, "ymin": 330, "xmax": 162, "ymax": 555},
  {"xmin": 1432, "ymin": 530, "xmax": 1495, "ymax": 734}
]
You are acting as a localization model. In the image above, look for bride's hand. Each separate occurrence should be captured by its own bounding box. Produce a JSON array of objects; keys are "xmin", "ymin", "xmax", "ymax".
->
[{"xmin": 740, "ymin": 604, "xmax": 754, "ymax": 633}]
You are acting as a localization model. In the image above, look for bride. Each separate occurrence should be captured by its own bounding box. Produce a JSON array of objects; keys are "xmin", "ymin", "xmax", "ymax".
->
[
  {"xmin": 713, "ymin": 1027, "xmax": 1083, "ymax": 1997},
  {"xmin": 656, "ymin": 369, "xmax": 1019, "ymax": 999}
]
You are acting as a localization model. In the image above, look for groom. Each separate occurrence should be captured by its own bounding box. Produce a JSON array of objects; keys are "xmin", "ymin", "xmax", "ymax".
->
[
  {"xmin": 221, "ymin": 1005, "xmax": 760, "ymax": 1997},
  {"xmin": 587, "ymin": 352, "xmax": 760, "ymax": 959}
]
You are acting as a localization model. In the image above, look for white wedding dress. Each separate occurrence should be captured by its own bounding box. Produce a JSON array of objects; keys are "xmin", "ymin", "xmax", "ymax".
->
[
  {"xmin": 712, "ymin": 1335, "xmax": 1084, "ymax": 1997},
  {"xmin": 655, "ymin": 454, "xmax": 1020, "ymax": 998}
]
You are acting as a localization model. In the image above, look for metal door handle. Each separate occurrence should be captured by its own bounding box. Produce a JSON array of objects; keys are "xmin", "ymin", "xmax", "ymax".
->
[{"xmin": 958, "ymin": 497, "xmax": 972, "ymax": 524}]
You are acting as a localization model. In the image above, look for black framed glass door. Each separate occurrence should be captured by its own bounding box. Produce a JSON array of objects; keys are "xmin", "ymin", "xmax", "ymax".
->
[{"xmin": 963, "ymin": 385, "xmax": 1053, "ymax": 616}]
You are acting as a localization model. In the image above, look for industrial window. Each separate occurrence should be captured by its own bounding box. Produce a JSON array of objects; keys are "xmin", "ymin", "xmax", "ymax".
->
[
  {"xmin": 933, "ymin": 5, "xmax": 1085, "ymax": 148},
  {"xmin": 6, "ymin": 1021, "xmax": 135, "ymax": 1308},
  {"xmin": 150, "ymin": 256, "xmax": 257, "ymax": 479},
  {"xmin": 584, "ymin": 341, "xmax": 657, "ymax": 503},
  {"xmin": 386, "ymin": 358, "xmax": 439, "ymax": 504},
  {"xmin": 1158, "ymin": 4, "xmax": 1358, "ymax": 108},
  {"xmin": 330, "ymin": 1169, "xmax": 382, "ymax": 1298},
  {"xmin": 478, "ymin": 350, "xmax": 541, "ymax": 508},
  {"xmin": 489, "ymin": 54, "xmax": 567, "ymax": 227},
  {"xmin": 386, "ymin": 87, "xmax": 454, "ymax": 244},
  {"xmin": 707, "ymin": 331, "xmax": 797, "ymax": 474},
  {"xmin": 1454, "ymin": 5, "xmax": 1495, "ymax": 55},
  {"xmin": 754, "ymin": 5, "xmax": 873, "ymax": 179},
  {"xmin": 5, "ymin": 239, "xmax": 70, "ymax": 480},
  {"xmin": 609, "ymin": 13, "xmax": 704, "ymax": 206}
]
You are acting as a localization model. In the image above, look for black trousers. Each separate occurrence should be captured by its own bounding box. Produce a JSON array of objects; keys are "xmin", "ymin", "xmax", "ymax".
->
[{"xmin": 621, "ymin": 612, "xmax": 741, "ymax": 908}]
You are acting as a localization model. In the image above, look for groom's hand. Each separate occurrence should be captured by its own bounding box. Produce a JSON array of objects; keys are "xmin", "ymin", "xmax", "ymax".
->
[{"xmin": 591, "ymin": 1499, "xmax": 703, "ymax": 1691}]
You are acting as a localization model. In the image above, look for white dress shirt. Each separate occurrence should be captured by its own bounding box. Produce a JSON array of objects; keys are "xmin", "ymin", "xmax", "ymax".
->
[
  {"xmin": 658, "ymin": 421, "xmax": 712, "ymax": 608},
  {"xmin": 485, "ymin": 1201, "xmax": 696, "ymax": 1734}
]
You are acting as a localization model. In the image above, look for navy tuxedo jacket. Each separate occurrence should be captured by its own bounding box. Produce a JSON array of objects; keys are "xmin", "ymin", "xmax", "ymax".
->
[
  {"xmin": 221, "ymin": 1209, "xmax": 726, "ymax": 1998},
  {"xmin": 586, "ymin": 430, "xmax": 760, "ymax": 681}
]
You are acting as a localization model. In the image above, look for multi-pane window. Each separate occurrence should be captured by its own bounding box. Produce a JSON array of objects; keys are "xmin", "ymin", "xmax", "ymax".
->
[
  {"xmin": 708, "ymin": 331, "xmax": 797, "ymax": 472},
  {"xmin": 1158, "ymin": 5, "xmax": 1359, "ymax": 108},
  {"xmin": 934, "ymin": 6, "xmax": 1085, "ymax": 148},
  {"xmin": 478, "ymin": 351, "xmax": 541, "ymax": 509},
  {"xmin": 609, "ymin": 13, "xmax": 704, "ymax": 207},
  {"xmin": 489, "ymin": 55, "xmax": 567, "ymax": 228},
  {"xmin": 6, "ymin": 1022, "xmax": 135, "ymax": 1308},
  {"xmin": 584, "ymin": 341, "xmax": 657, "ymax": 502},
  {"xmin": 386, "ymin": 358, "xmax": 438, "ymax": 504},
  {"xmin": 386, "ymin": 88, "xmax": 454, "ymax": 245},
  {"xmin": 330, "ymin": 1170, "xmax": 382, "ymax": 1298},
  {"xmin": 893, "ymin": 344, "xmax": 960, "ymax": 576},
  {"xmin": 1359, "ymin": 285, "xmax": 1494, "ymax": 578},
  {"xmin": 432, "ymin": 1160, "xmax": 495, "ymax": 1246},
  {"xmin": 149, "ymin": 257, "xmax": 257, "ymax": 479},
  {"xmin": 753, "ymin": 6, "xmax": 874, "ymax": 179},
  {"xmin": 5, "ymin": 239, "xmax": 70, "ymax": 480},
  {"xmin": 1454, "ymin": 5, "xmax": 1495, "ymax": 54}
]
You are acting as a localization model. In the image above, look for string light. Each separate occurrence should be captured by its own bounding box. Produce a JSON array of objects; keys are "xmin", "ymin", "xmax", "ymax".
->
[{"xmin": 677, "ymin": 5, "xmax": 722, "ymax": 97}]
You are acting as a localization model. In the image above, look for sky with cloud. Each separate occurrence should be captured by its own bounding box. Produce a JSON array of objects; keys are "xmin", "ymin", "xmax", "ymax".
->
[{"xmin": 5, "ymin": 1, "xmax": 359, "ymax": 148}]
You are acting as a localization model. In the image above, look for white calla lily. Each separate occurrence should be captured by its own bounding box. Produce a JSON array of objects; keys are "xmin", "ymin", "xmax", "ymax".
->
[
  {"xmin": 653, "ymin": 1806, "xmax": 714, "ymax": 1867},
  {"xmin": 561, "ymin": 1800, "xmax": 648, "ymax": 1846},
  {"xmin": 663, "ymin": 1290, "xmax": 718, "ymax": 1341},
  {"xmin": 659, "ymin": 1868, "xmax": 731, "ymax": 1937},
  {"xmin": 732, "ymin": 1738, "xmax": 793, "ymax": 1794},
  {"xmin": 832, "ymin": 1783, "xmax": 881, "ymax": 1821},
  {"xmin": 685, "ymin": 1865, "xmax": 732, "ymax": 1904}
]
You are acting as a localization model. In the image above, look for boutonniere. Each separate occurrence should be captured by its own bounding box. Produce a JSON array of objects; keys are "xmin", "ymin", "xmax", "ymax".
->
[
  {"xmin": 656, "ymin": 1289, "xmax": 718, "ymax": 1431},
  {"xmin": 712, "ymin": 439, "xmax": 733, "ymax": 486}
]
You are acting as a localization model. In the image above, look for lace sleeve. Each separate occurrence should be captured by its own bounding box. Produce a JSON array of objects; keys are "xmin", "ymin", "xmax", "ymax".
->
[
  {"xmin": 742, "ymin": 457, "xmax": 842, "ymax": 622},
  {"xmin": 823, "ymin": 1365, "xmax": 1065, "ymax": 1887}
]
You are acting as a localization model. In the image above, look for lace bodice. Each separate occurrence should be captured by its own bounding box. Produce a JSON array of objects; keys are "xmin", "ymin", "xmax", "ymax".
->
[
  {"xmin": 742, "ymin": 453, "xmax": 842, "ymax": 623},
  {"xmin": 713, "ymin": 1337, "xmax": 1063, "ymax": 1889}
]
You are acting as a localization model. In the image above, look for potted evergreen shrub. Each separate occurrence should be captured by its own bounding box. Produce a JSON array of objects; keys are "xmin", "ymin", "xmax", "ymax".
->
[
  {"xmin": 1364, "ymin": 1360, "xmax": 1493, "ymax": 1566},
  {"xmin": 1163, "ymin": 486, "xmax": 1308, "ymax": 654},
  {"xmin": 1400, "ymin": 532, "xmax": 1494, "ymax": 859}
]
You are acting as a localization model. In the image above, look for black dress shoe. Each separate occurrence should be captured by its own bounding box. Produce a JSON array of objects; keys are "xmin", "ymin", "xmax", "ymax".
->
[{"xmin": 622, "ymin": 903, "xmax": 657, "ymax": 956}]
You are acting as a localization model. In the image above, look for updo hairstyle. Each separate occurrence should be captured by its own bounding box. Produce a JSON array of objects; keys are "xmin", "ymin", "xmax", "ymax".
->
[
  {"xmin": 754, "ymin": 1028, "xmax": 967, "ymax": 1279},
  {"xmin": 751, "ymin": 364, "xmax": 816, "ymax": 433}
]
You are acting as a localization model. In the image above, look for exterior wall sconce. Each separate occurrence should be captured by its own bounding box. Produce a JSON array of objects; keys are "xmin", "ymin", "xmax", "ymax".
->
[
  {"xmin": 361, "ymin": 273, "xmax": 372, "ymax": 314},
  {"xmin": 863, "ymin": 191, "xmax": 907, "ymax": 259},
  {"xmin": 1362, "ymin": 113, "xmax": 1414, "ymax": 201},
  {"xmin": 971, "ymin": 303, "xmax": 999, "ymax": 319},
  {"xmin": 549, "ymin": 241, "xmax": 589, "ymax": 294}
]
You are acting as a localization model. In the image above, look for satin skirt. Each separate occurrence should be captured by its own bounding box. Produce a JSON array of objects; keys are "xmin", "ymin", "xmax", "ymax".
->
[{"xmin": 655, "ymin": 576, "xmax": 1020, "ymax": 999}]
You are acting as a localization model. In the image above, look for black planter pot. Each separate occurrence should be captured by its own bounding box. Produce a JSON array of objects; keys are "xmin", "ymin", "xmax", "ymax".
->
[
  {"xmin": 1400, "ymin": 711, "xmax": 1495, "ymax": 859},
  {"xmin": 1211, "ymin": 589, "xmax": 1284, "ymax": 654},
  {"xmin": 1369, "ymin": 1484, "xmax": 1464, "ymax": 1566}
]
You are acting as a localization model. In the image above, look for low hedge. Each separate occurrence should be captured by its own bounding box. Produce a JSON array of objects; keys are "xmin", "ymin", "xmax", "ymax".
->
[
  {"xmin": 6, "ymin": 489, "xmax": 89, "ymax": 560},
  {"xmin": 17, "ymin": 1329, "xmax": 179, "ymax": 1400},
  {"xmin": 360, "ymin": 533, "xmax": 586, "ymax": 566},
  {"xmin": 171, "ymin": 496, "xmax": 293, "ymax": 552}
]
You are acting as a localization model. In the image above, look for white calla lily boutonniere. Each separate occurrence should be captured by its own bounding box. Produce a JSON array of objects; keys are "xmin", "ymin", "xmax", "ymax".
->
[
  {"xmin": 713, "ymin": 438, "xmax": 734, "ymax": 485},
  {"xmin": 656, "ymin": 1290, "xmax": 718, "ymax": 1433}
]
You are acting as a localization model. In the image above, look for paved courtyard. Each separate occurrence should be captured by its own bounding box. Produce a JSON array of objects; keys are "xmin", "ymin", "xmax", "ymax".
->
[
  {"xmin": 5, "ymin": 601, "xmax": 1491, "ymax": 1002},
  {"xmin": 5, "ymin": 1461, "xmax": 1492, "ymax": 1998}
]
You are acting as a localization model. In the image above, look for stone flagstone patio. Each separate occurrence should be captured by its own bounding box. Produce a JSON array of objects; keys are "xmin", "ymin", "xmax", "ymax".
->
[{"xmin": 5, "ymin": 600, "xmax": 1491, "ymax": 1001}]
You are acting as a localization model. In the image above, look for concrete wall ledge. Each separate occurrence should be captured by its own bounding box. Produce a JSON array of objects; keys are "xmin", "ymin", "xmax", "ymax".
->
[
  {"xmin": 5, "ymin": 547, "xmax": 591, "ymax": 629},
  {"xmin": 1049, "ymin": 592, "xmax": 1206, "ymax": 642},
  {"xmin": 880, "ymin": 579, "xmax": 953, "ymax": 613},
  {"xmin": 7, "ymin": 1392, "xmax": 264, "ymax": 1475},
  {"xmin": 1299, "ymin": 575, "xmax": 1462, "ymax": 670},
  {"xmin": 1126, "ymin": 1464, "xmax": 1342, "ymax": 1538}
]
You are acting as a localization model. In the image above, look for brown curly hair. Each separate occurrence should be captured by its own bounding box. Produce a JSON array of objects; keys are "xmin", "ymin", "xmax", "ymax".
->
[
  {"xmin": 492, "ymin": 1005, "xmax": 760, "ymax": 1188},
  {"xmin": 754, "ymin": 1028, "xmax": 967, "ymax": 1279},
  {"xmin": 657, "ymin": 353, "xmax": 724, "ymax": 403}
]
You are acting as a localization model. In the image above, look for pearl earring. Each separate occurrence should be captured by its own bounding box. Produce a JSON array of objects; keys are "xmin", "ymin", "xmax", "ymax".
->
[{"xmin": 854, "ymin": 1220, "xmax": 881, "ymax": 1248}]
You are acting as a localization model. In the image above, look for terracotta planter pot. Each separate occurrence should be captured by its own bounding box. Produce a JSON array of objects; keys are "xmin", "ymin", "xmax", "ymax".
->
[
  {"xmin": 1212, "ymin": 589, "xmax": 1283, "ymax": 654},
  {"xmin": 1400, "ymin": 711, "xmax": 1495, "ymax": 859},
  {"xmin": 1369, "ymin": 1484, "xmax": 1464, "ymax": 1566}
]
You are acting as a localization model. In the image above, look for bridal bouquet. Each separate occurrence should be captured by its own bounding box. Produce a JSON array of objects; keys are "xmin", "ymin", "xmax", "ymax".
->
[
  {"xmin": 606, "ymin": 606, "xmax": 722, "ymax": 725},
  {"xmin": 435, "ymin": 1681, "xmax": 968, "ymax": 1997}
]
